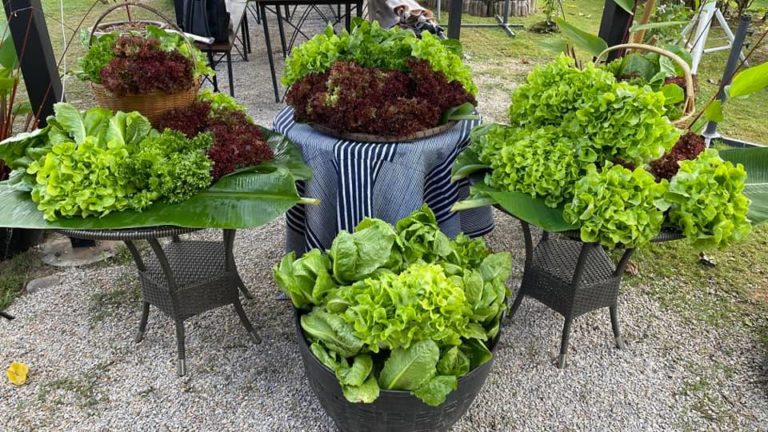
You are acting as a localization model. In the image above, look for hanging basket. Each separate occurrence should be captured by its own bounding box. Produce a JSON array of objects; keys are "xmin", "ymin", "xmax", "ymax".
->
[
  {"xmin": 87, "ymin": 2, "xmax": 200, "ymax": 121},
  {"xmin": 596, "ymin": 43, "xmax": 696, "ymax": 128}
]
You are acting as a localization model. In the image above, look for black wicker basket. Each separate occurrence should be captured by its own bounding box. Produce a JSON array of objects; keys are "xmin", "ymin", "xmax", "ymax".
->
[{"xmin": 295, "ymin": 313, "xmax": 496, "ymax": 432}]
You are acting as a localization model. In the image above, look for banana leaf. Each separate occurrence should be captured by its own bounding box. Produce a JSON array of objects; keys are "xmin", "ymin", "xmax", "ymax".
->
[
  {"xmin": 452, "ymin": 182, "xmax": 577, "ymax": 232},
  {"xmin": 450, "ymin": 146, "xmax": 490, "ymax": 182},
  {"xmin": 719, "ymin": 147, "xmax": 768, "ymax": 224},
  {"xmin": 0, "ymin": 128, "xmax": 315, "ymax": 230}
]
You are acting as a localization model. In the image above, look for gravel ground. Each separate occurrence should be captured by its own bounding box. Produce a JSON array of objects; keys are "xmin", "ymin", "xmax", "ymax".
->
[{"xmin": 2, "ymin": 12, "xmax": 768, "ymax": 431}]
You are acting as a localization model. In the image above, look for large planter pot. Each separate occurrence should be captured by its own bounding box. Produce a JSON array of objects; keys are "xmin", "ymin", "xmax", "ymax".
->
[
  {"xmin": 91, "ymin": 81, "xmax": 199, "ymax": 124},
  {"xmin": 295, "ymin": 313, "xmax": 497, "ymax": 432}
]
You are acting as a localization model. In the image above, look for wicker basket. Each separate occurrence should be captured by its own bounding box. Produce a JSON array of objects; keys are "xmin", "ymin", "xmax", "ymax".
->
[
  {"xmin": 595, "ymin": 43, "xmax": 696, "ymax": 128},
  {"xmin": 310, "ymin": 121, "xmax": 458, "ymax": 144},
  {"xmin": 87, "ymin": 2, "xmax": 200, "ymax": 122},
  {"xmin": 91, "ymin": 81, "xmax": 199, "ymax": 123},
  {"xmin": 295, "ymin": 312, "xmax": 497, "ymax": 432}
]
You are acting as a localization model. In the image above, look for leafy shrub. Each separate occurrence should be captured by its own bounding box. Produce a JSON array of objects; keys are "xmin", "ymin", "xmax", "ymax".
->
[
  {"xmin": 666, "ymin": 149, "xmax": 752, "ymax": 249},
  {"xmin": 563, "ymin": 163, "xmax": 670, "ymax": 248}
]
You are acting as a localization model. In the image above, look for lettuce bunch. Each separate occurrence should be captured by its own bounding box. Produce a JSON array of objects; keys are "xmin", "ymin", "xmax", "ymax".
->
[
  {"xmin": 282, "ymin": 20, "xmax": 476, "ymax": 95},
  {"xmin": 563, "ymin": 163, "xmax": 670, "ymax": 248},
  {"xmin": 3, "ymin": 103, "xmax": 212, "ymax": 221},
  {"xmin": 665, "ymin": 150, "xmax": 751, "ymax": 249},
  {"xmin": 274, "ymin": 206, "xmax": 510, "ymax": 406}
]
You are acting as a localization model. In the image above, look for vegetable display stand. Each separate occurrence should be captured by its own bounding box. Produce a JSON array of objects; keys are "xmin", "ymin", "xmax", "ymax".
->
[
  {"xmin": 505, "ymin": 214, "xmax": 682, "ymax": 368},
  {"xmin": 295, "ymin": 313, "xmax": 496, "ymax": 432},
  {"xmin": 59, "ymin": 227, "xmax": 259, "ymax": 377}
]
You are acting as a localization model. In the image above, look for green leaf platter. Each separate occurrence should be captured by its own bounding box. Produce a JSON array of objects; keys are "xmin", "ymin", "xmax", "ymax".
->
[{"xmin": 0, "ymin": 127, "xmax": 314, "ymax": 230}]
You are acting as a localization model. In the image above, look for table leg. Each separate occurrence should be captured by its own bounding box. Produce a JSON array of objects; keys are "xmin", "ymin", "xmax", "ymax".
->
[
  {"xmin": 135, "ymin": 302, "xmax": 150, "ymax": 343},
  {"xmin": 241, "ymin": 18, "xmax": 249, "ymax": 61},
  {"xmin": 226, "ymin": 51, "xmax": 235, "ymax": 97},
  {"xmin": 175, "ymin": 320, "xmax": 186, "ymax": 376},
  {"xmin": 345, "ymin": 2, "xmax": 351, "ymax": 30},
  {"xmin": 207, "ymin": 50, "xmax": 219, "ymax": 92},
  {"xmin": 276, "ymin": 5, "xmax": 288, "ymax": 59},
  {"xmin": 244, "ymin": 13, "xmax": 252, "ymax": 54},
  {"xmin": 260, "ymin": 3, "xmax": 280, "ymax": 103}
]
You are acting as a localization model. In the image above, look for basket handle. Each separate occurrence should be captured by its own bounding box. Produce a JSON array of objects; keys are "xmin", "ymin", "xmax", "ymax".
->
[
  {"xmin": 88, "ymin": 1, "xmax": 185, "ymax": 44},
  {"xmin": 595, "ymin": 43, "xmax": 695, "ymax": 127}
]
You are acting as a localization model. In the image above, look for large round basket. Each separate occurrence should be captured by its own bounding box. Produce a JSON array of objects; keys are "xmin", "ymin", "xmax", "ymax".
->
[
  {"xmin": 91, "ymin": 82, "xmax": 199, "ymax": 123},
  {"xmin": 310, "ymin": 121, "xmax": 458, "ymax": 143},
  {"xmin": 295, "ymin": 312, "xmax": 497, "ymax": 432}
]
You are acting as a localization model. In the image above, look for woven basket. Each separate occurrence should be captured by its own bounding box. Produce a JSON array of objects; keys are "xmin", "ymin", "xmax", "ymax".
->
[
  {"xmin": 309, "ymin": 121, "xmax": 458, "ymax": 143},
  {"xmin": 91, "ymin": 81, "xmax": 199, "ymax": 123},
  {"xmin": 295, "ymin": 312, "xmax": 497, "ymax": 432},
  {"xmin": 87, "ymin": 2, "xmax": 200, "ymax": 122},
  {"xmin": 596, "ymin": 43, "xmax": 696, "ymax": 128}
]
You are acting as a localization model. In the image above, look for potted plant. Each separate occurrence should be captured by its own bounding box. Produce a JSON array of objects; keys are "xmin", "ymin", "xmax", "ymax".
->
[
  {"xmin": 282, "ymin": 19, "xmax": 479, "ymax": 141},
  {"xmin": 274, "ymin": 205, "xmax": 511, "ymax": 431},
  {"xmin": 76, "ymin": 25, "xmax": 213, "ymax": 123},
  {"xmin": 0, "ymin": 92, "xmax": 313, "ymax": 229}
]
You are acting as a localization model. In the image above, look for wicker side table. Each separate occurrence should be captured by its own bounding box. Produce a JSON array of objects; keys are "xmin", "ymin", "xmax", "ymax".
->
[
  {"xmin": 503, "ymin": 213, "xmax": 681, "ymax": 368},
  {"xmin": 59, "ymin": 227, "xmax": 260, "ymax": 376}
]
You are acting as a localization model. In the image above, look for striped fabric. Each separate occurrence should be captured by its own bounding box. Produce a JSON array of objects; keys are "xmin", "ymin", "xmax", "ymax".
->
[{"xmin": 274, "ymin": 107, "xmax": 494, "ymax": 254}]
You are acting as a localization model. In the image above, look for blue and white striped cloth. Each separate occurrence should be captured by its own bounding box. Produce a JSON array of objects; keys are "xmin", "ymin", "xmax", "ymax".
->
[{"xmin": 274, "ymin": 107, "xmax": 494, "ymax": 254}]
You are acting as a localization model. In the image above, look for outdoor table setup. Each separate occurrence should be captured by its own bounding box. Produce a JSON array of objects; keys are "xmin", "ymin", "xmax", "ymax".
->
[{"xmin": 0, "ymin": 17, "xmax": 313, "ymax": 376}]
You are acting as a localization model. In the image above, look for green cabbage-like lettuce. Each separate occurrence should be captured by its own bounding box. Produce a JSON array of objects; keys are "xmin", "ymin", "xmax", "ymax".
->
[
  {"xmin": 563, "ymin": 163, "xmax": 670, "ymax": 248},
  {"xmin": 666, "ymin": 149, "xmax": 751, "ymax": 249}
]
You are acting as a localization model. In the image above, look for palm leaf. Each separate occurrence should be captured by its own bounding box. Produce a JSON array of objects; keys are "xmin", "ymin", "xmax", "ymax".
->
[{"xmin": 719, "ymin": 147, "xmax": 768, "ymax": 224}]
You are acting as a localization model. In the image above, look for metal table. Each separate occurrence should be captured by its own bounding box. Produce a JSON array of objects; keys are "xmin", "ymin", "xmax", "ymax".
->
[
  {"xmin": 502, "ymin": 212, "xmax": 682, "ymax": 368},
  {"xmin": 59, "ymin": 227, "xmax": 260, "ymax": 376},
  {"xmin": 254, "ymin": 0, "xmax": 363, "ymax": 102}
]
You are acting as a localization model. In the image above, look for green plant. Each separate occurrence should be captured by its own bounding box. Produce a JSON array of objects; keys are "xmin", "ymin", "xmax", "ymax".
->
[
  {"xmin": 274, "ymin": 206, "xmax": 510, "ymax": 406},
  {"xmin": 564, "ymin": 163, "xmax": 670, "ymax": 248},
  {"xmin": 77, "ymin": 25, "xmax": 213, "ymax": 86},
  {"xmin": 666, "ymin": 149, "xmax": 751, "ymax": 249},
  {"xmin": 282, "ymin": 19, "xmax": 477, "ymax": 95}
]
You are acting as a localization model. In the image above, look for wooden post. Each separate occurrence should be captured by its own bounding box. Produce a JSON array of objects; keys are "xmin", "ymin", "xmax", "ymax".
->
[
  {"xmin": 3, "ymin": 0, "xmax": 63, "ymax": 127},
  {"xmin": 448, "ymin": 0, "xmax": 463, "ymax": 39}
]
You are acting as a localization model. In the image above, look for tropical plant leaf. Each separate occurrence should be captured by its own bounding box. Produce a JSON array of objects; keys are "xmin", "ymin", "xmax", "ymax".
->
[
  {"xmin": 556, "ymin": 18, "xmax": 608, "ymax": 57},
  {"xmin": 661, "ymin": 84, "xmax": 685, "ymax": 105},
  {"xmin": 251, "ymin": 126, "xmax": 312, "ymax": 181},
  {"xmin": 613, "ymin": 0, "xmax": 636, "ymax": 14},
  {"xmin": 441, "ymin": 102, "xmax": 479, "ymax": 124},
  {"xmin": 0, "ymin": 166, "xmax": 308, "ymax": 229},
  {"xmin": 0, "ymin": 25, "xmax": 18, "ymax": 70},
  {"xmin": 728, "ymin": 62, "xmax": 768, "ymax": 99},
  {"xmin": 719, "ymin": 147, "xmax": 768, "ymax": 224},
  {"xmin": 473, "ymin": 183, "xmax": 577, "ymax": 232},
  {"xmin": 451, "ymin": 146, "xmax": 490, "ymax": 182}
]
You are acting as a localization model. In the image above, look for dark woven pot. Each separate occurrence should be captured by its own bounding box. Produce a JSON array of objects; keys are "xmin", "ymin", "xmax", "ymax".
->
[{"xmin": 295, "ymin": 313, "xmax": 496, "ymax": 432}]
